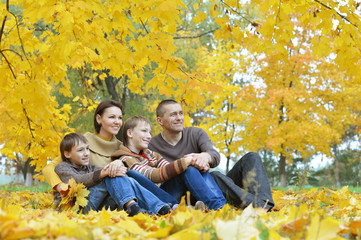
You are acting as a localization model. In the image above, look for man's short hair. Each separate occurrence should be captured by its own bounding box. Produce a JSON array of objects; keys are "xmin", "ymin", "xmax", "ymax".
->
[
  {"xmin": 156, "ymin": 99, "xmax": 179, "ymax": 117},
  {"xmin": 60, "ymin": 133, "xmax": 88, "ymax": 162},
  {"xmin": 122, "ymin": 116, "xmax": 152, "ymax": 146}
]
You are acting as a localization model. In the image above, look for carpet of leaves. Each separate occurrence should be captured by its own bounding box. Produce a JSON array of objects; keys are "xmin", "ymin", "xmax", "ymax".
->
[{"xmin": 1, "ymin": 186, "xmax": 361, "ymax": 239}]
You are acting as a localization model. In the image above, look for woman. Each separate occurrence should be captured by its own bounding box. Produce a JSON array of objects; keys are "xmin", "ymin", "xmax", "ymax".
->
[{"xmin": 43, "ymin": 100, "xmax": 178, "ymax": 214}]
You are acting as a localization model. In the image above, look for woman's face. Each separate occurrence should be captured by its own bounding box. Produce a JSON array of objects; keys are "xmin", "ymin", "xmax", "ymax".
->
[{"xmin": 96, "ymin": 106, "xmax": 123, "ymax": 139}]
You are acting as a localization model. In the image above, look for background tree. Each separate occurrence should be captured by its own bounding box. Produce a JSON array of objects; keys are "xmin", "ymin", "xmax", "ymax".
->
[
  {"xmin": 0, "ymin": 0, "xmax": 192, "ymax": 178},
  {"xmin": 1, "ymin": 0, "xmax": 360, "ymax": 187},
  {"xmin": 183, "ymin": 0, "xmax": 361, "ymax": 186}
]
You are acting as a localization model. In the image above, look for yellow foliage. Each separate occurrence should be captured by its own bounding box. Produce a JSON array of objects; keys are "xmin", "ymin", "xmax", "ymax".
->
[
  {"xmin": 58, "ymin": 178, "xmax": 89, "ymax": 212},
  {"xmin": 2, "ymin": 187, "xmax": 361, "ymax": 239},
  {"xmin": 0, "ymin": 0, "xmax": 192, "ymax": 174}
]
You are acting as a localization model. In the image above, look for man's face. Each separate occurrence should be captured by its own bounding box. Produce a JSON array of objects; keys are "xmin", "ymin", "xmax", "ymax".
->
[{"xmin": 157, "ymin": 103, "xmax": 184, "ymax": 133}]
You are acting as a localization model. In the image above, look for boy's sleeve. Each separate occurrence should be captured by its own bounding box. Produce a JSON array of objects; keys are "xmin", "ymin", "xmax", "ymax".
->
[
  {"xmin": 124, "ymin": 152, "xmax": 189, "ymax": 183},
  {"xmin": 55, "ymin": 163, "xmax": 103, "ymax": 188},
  {"xmin": 43, "ymin": 155, "xmax": 63, "ymax": 189}
]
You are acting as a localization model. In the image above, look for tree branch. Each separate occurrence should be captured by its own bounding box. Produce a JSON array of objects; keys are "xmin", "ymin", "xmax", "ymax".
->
[
  {"xmin": 139, "ymin": 17, "xmax": 149, "ymax": 34},
  {"xmin": 0, "ymin": 16, "xmax": 7, "ymax": 45},
  {"xmin": 2, "ymin": 48, "xmax": 23, "ymax": 60},
  {"xmin": 220, "ymin": 0, "xmax": 253, "ymax": 24},
  {"xmin": 0, "ymin": 0, "xmax": 10, "ymax": 46},
  {"xmin": 173, "ymin": 29, "xmax": 219, "ymax": 39},
  {"xmin": 0, "ymin": 50, "xmax": 16, "ymax": 78},
  {"xmin": 314, "ymin": 0, "xmax": 358, "ymax": 29},
  {"xmin": 21, "ymin": 98, "xmax": 35, "ymax": 139}
]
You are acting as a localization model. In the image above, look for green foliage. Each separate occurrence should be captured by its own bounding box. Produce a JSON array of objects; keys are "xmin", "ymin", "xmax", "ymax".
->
[
  {"xmin": 315, "ymin": 149, "xmax": 361, "ymax": 188},
  {"xmin": 0, "ymin": 183, "xmax": 51, "ymax": 192}
]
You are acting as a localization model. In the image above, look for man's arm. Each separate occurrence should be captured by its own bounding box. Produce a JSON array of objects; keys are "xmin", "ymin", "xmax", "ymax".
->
[{"xmin": 189, "ymin": 128, "xmax": 220, "ymax": 170}]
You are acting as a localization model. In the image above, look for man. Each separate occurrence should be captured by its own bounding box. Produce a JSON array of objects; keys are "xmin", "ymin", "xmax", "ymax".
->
[{"xmin": 148, "ymin": 99, "xmax": 274, "ymax": 211}]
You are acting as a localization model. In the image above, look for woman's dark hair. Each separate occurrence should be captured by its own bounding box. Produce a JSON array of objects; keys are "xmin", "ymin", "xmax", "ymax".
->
[{"xmin": 93, "ymin": 100, "xmax": 124, "ymax": 133}]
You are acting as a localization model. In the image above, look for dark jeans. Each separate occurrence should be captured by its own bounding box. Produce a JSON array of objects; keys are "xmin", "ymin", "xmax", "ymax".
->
[
  {"xmin": 210, "ymin": 152, "xmax": 274, "ymax": 210},
  {"xmin": 160, "ymin": 166, "xmax": 226, "ymax": 210}
]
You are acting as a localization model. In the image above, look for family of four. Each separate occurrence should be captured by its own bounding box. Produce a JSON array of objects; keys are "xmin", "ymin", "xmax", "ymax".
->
[{"xmin": 43, "ymin": 99, "xmax": 274, "ymax": 216}]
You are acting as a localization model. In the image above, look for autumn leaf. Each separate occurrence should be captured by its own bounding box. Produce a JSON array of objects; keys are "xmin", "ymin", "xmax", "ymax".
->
[
  {"xmin": 58, "ymin": 178, "xmax": 89, "ymax": 212},
  {"xmin": 1, "ymin": 187, "xmax": 360, "ymax": 239}
]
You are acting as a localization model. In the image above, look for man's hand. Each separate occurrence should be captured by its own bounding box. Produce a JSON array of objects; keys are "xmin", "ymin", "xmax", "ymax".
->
[
  {"xmin": 104, "ymin": 160, "xmax": 127, "ymax": 177},
  {"xmin": 184, "ymin": 152, "xmax": 211, "ymax": 172}
]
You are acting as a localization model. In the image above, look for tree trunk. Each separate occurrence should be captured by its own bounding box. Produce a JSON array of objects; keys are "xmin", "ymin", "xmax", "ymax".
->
[
  {"xmin": 226, "ymin": 155, "xmax": 230, "ymax": 174},
  {"xmin": 15, "ymin": 173, "xmax": 23, "ymax": 184},
  {"xmin": 25, "ymin": 172, "xmax": 33, "ymax": 187},
  {"xmin": 279, "ymin": 153, "xmax": 287, "ymax": 187},
  {"xmin": 105, "ymin": 76, "xmax": 119, "ymax": 102},
  {"xmin": 23, "ymin": 158, "xmax": 35, "ymax": 187},
  {"xmin": 333, "ymin": 144, "xmax": 341, "ymax": 188}
]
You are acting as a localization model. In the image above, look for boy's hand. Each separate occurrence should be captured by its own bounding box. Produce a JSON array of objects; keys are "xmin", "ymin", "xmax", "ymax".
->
[
  {"xmin": 55, "ymin": 182, "xmax": 70, "ymax": 197},
  {"xmin": 100, "ymin": 167, "xmax": 110, "ymax": 178},
  {"xmin": 104, "ymin": 160, "xmax": 127, "ymax": 177},
  {"xmin": 184, "ymin": 153, "xmax": 211, "ymax": 172}
]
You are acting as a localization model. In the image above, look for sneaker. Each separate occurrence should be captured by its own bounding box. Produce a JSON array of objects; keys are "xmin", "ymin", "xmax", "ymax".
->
[
  {"xmin": 172, "ymin": 204, "xmax": 179, "ymax": 211},
  {"xmin": 194, "ymin": 201, "xmax": 205, "ymax": 211},
  {"xmin": 158, "ymin": 204, "xmax": 171, "ymax": 215},
  {"xmin": 127, "ymin": 202, "xmax": 141, "ymax": 217}
]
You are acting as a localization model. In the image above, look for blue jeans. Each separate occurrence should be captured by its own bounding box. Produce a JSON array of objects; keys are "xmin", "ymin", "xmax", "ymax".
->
[
  {"xmin": 126, "ymin": 170, "xmax": 178, "ymax": 205},
  {"xmin": 83, "ymin": 180, "xmax": 110, "ymax": 213},
  {"xmin": 210, "ymin": 152, "xmax": 274, "ymax": 210},
  {"xmin": 160, "ymin": 166, "xmax": 226, "ymax": 210},
  {"xmin": 84, "ymin": 176, "xmax": 169, "ymax": 214}
]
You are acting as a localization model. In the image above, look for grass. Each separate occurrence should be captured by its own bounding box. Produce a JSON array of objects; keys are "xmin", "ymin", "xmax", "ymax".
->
[
  {"xmin": 1, "ymin": 183, "xmax": 360, "ymax": 194},
  {"xmin": 0, "ymin": 183, "xmax": 51, "ymax": 192},
  {"xmin": 273, "ymin": 185, "xmax": 361, "ymax": 193}
]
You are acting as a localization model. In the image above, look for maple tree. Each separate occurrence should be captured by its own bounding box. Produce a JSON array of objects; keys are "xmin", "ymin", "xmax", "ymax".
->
[
  {"xmin": 0, "ymin": 0, "xmax": 191, "ymax": 178},
  {"xmin": 177, "ymin": 0, "xmax": 361, "ymax": 186},
  {"xmin": 1, "ymin": 0, "xmax": 361, "ymax": 186}
]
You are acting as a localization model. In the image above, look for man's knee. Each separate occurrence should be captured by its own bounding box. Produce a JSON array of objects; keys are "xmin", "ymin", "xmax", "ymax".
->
[
  {"xmin": 240, "ymin": 152, "xmax": 261, "ymax": 162},
  {"xmin": 210, "ymin": 170, "xmax": 223, "ymax": 179},
  {"xmin": 186, "ymin": 166, "xmax": 199, "ymax": 174}
]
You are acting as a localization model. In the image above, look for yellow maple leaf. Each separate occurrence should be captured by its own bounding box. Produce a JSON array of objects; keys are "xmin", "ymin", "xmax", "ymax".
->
[
  {"xmin": 214, "ymin": 205, "xmax": 259, "ymax": 240},
  {"xmin": 306, "ymin": 214, "xmax": 341, "ymax": 240},
  {"xmin": 58, "ymin": 178, "xmax": 89, "ymax": 212},
  {"xmin": 72, "ymin": 96, "xmax": 80, "ymax": 102},
  {"xmin": 193, "ymin": 12, "xmax": 207, "ymax": 24}
]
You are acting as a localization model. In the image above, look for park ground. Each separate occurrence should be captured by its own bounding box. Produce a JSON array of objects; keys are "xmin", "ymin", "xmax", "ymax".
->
[{"xmin": 1, "ymin": 184, "xmax": 361, "ymax": 239}]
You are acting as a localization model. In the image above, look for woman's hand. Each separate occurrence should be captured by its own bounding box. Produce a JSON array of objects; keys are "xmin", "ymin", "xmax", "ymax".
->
[{"xmin": 106, "ymin": 160, "xmax": 127, "ymax": 177}]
